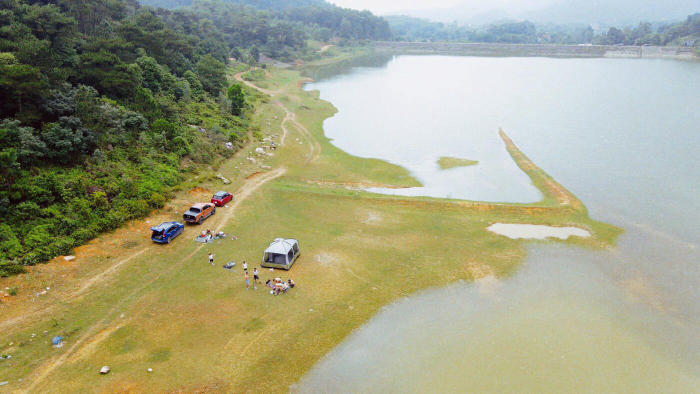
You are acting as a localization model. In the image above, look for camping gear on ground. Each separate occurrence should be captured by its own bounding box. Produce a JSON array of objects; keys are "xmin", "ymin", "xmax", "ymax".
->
[
  {"xmin": 51, "ymin": 336, "xmax": 64, "ymax": 346},
  {"xmin": 194, "ymin": 235, "xmax": 212, "ymax": 243},
  {"xmin": 100, "ymin": 366, "xmax": 110, "ymax": 374},
  {"xmin": 261, "ymin": 238, "xmax": 300, "ymax": 270},
  {"xmin": 223, "ymin": 262, "xmax": 236, "ymax": 270},
  {"xmin": 151, "ymin": 222, "xmax": 184, "ymax": 244},
  {"xmin": 195, "ymin": 231, "xmax": 227, "ymax": 243}
]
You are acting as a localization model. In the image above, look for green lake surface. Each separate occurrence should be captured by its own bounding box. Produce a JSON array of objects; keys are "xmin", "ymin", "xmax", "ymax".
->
[{"xmin": 296, "ymin": 55, "xmax": 700, "ymax": 392}]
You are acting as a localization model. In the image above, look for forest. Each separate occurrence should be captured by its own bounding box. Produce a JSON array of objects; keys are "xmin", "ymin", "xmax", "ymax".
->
[
  {"xmin": 386, "ymin": 13, "xmax": 700, "ymax": 47},
  {"xmin": 0, "ymin": 0, "xmax": 388, "ymax": 276}
]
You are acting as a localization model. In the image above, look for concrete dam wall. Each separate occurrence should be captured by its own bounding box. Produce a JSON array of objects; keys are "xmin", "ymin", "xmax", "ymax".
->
[{"xmin": 373, "ymin": 42, "xmax": 698, "ymax": 60}]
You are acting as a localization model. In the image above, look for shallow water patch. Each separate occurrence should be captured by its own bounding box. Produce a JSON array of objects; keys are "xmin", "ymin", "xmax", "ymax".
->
[{"xmin": 487, "ymin": 223, "xmax": 591, "ymax": 240}]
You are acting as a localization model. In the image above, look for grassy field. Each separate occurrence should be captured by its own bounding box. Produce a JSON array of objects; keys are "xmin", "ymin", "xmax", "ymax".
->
[
  {"xmin": 0, "ymin": 55, "xmax": 620, "ymax": 392},
  {"xmin": 437, "ymin": 156, "xmax": 479, "ymax": 170}
]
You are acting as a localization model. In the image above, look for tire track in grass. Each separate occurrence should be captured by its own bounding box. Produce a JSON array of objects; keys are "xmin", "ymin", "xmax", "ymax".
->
[
  {"xmin": 235, "ymin": 70, "xmax": 320, "ymax": 163},
  {"xmin": 22, "ymin": 168, "xmax": 286, "ymax": 393}
]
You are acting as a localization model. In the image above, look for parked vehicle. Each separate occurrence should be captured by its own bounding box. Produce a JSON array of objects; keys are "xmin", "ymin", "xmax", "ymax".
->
[
  {"xmin": 211, "ymin": 191, "xmax": 233, "ymax": 206},
  {"xmin": 151, "ymin": 222, "xmax": 184, "ymax": 243},
  {"xmin": 183, "ymin": 203, "xmax": 215, "ymax": 224},
  {"xmin": 261, "ymin": 238, "xmax": 300, "ymax": 270}
]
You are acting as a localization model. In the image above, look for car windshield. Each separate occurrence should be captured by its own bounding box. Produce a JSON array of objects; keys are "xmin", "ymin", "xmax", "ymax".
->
[
  {"xmin": 189, "ymin": 208, "xmax": 201, "ymax": 213},
  {"xmin": 214, "ymin": 193, "xmax": 226, "ymax": 198}
]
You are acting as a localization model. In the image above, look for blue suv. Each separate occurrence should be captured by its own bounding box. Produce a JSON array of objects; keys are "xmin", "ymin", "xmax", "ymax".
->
[{"xmin": 150, "ymin": 221, "xmax": 184, "ymax": 244}]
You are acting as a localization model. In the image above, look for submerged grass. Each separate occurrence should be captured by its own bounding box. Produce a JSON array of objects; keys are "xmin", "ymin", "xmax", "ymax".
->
[
  {"xmin": 0, "ymin": 53, "xmax": 621, "ymax": 392},
  {"xmin": 438, "ymin": 156, "xmax": 479, "ymax": 169}
]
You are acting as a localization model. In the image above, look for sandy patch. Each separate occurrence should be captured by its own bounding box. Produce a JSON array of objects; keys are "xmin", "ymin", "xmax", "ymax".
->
[
  {"xmin": 464, "ymin": 262, "xmax": 500, "ymax": 294},
  {"xmin": 188, "ymin": 186, "xmax": 211, "ymax": 195},
  {"xmin": 315, "ymin": 252, "xmax": 342, "ymax": 267},
  {"xmin": 363, "ymin": 211, "xmax": 382, "ymax": 225},
  {"xmin": 487, "ymin": 223, "xmax": 591, "ymax": 240}
]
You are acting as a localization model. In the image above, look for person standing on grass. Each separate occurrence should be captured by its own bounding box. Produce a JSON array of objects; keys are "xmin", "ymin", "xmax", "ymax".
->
[
  {"xmin": 242, "ymin": 260, "xmax": 248, "ymax": 271},
  {"xmin": 208, "ymin": 253, "xmax": 214, "ymax": 266},
  {"xmin": 253, "ymin": 267, "xmax": 260, "ymax": 284},
  {"xmin": 244, "ymin": 270, "xmax": 250, "ymax": 289}
]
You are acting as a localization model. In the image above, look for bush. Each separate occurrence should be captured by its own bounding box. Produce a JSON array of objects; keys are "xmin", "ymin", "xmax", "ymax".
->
[{"xmin": 0, "ymin": 261, "xmax": 25, "ymax": 277}]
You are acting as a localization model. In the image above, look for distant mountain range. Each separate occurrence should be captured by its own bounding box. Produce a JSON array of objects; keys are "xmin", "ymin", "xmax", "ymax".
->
[
  {"xmin": 390, "ymin": 0, "xmax": 700, "ymax": 27},
  {"xmin": 139, "ymin": 0, "xmax": 329, "ymax": 10}
]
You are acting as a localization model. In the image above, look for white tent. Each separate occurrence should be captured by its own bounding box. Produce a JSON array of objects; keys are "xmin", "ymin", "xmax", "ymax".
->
[{"xmin": 261, "ymin": 238, "xmax": 300, "ymax": 270}]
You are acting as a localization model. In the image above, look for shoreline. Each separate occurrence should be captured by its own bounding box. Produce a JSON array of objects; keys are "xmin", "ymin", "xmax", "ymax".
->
[
  {"xmin": 374, "ymin": 41, "xmax": 699, "ymax": 60},
  {"xmin": 0, "ymin": 50, "xmax": 620, "ymax": 392}
]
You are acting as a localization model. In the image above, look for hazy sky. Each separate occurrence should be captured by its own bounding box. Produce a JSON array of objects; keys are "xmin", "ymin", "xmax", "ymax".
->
[
  {"xmin": 329, "ymin": 0, "xmax": 553, "ymax": 14},
  {"xmin": 330, "ymin": 0, "xmax": 700, "ymax": 25}
]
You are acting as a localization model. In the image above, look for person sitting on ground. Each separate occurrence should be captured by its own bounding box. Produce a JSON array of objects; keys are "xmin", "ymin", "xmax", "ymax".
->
[
  {"xmin": 266, "ymin": 279, "xmax": 274, "ymax": 289},
  {"xmin": 288, "ymin": 278, "xmax": 295, "ymax": 288}
]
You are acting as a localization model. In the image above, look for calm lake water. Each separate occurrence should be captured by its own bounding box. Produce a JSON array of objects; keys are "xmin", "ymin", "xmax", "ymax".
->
[{"xmin": 297, "ymin": 55, "xmax": 700, "ymax": 392}]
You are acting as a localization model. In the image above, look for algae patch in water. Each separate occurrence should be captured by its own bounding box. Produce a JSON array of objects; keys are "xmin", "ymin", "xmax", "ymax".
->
[{"xmin": 437, "ymin": 156, "xmax": 478, "ymax": 170}]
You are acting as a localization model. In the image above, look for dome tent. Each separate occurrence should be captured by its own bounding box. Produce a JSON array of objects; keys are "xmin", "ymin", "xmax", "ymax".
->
[{"xmin": 261, "ymin": 238, "xmax": 300, "ymax": 270}]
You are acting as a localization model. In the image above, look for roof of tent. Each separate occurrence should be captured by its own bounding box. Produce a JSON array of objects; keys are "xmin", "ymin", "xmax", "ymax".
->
[{"xmin": 264, "ymin": 238, "xmax": 298, "ymax": 254}]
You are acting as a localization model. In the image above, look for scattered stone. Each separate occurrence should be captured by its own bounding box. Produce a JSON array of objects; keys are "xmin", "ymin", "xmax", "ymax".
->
[
  {"xmin": 216, "ymin": 173, "xmax": 231, "ymax": 184},
  {"xmin": 99, "ymin": 366, "xmax": 110, "ymax": 374}
]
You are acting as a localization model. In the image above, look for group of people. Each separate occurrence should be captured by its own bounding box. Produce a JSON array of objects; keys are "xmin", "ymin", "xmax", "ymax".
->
[
  {"xmin": 266, "ymin": 278, "xmax": 295, "ymax": 295},
  {"xmin": 207, "ymin": 254, "xmax": 296, "ymax": 295},
  {"xmin": 200, "ymin": 229, "xmax": 227, "ymax": 243}
]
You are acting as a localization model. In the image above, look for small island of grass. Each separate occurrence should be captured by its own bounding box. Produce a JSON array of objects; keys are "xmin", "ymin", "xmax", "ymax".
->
[{"xmin": 437, "ymin": 156, "xmax": 479, "ymax": 170}]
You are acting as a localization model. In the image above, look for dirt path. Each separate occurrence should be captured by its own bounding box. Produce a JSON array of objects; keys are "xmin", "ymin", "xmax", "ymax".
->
[
  {"xmin": 234, "ymin": 70, "xmax": 278, "ymax": 96},
  {"xmin": 22, "ymin": 167, "xmax": 286, "ymax": 392},
  {"xmin": 0, "ymin": 135, "xmax": 264, "ymax": 334},
  {"xmin": 235, "ymin": 71, "xmax": 320, "ymax": 162}
]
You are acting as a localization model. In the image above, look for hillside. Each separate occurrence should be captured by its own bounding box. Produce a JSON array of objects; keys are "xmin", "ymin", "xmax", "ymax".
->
[
  {"xmin": 385, "ymin": 13, "xmax": 699, "ymax": 47},
  {"xmin": 139, "ymin": 0, "xmax": 391, "ymax": 42},
  {"xmin": 0, "ymin": 0, "xmax": 388, "ymax": 277}
]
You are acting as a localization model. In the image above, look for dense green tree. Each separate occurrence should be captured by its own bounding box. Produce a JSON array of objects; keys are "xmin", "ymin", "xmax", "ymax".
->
[
  {"xmin": 0, "ymin": 62, "xmax": 49, "ymax": 121},
  {"xmin": 249, "ymin": 45, "xmax": 260, "ymax": 64},
  {"xmin": 195, "ymin": 54, "xmax": 226, "ymax": 96},
  {"xmin": 226, "ymin": 83, "xmax": 245, "ymax": 116}
]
